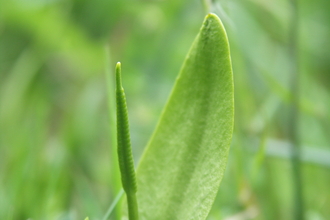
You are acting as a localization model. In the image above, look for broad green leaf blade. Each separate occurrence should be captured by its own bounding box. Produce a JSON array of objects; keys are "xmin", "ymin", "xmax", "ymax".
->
[{"xmin": 136, "ymin": 13, "xmax": 234, "ymax": 220}]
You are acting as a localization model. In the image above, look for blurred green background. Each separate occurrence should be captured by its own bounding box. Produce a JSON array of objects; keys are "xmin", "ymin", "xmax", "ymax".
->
[{"xmin": 0, "ymin": 0, "xmax": 329, "ymax": 219}]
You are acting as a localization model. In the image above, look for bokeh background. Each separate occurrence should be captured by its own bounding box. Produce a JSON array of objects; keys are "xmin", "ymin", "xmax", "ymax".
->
[{"xmin": 0, "ymin": 0, "xmax": 329, "ymax": 219}]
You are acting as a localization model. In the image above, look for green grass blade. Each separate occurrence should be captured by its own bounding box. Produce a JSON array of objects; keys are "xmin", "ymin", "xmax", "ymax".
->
[
  {"xmin": 102, "ymin": 189, "xmax": 124, "ymax": 220},
  {"xmin": 134, "ymin": 13, "xmax": 234, "ymax": 220}
]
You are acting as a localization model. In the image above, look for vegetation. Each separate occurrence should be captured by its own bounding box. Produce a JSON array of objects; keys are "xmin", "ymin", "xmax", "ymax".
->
[
  {"xmin": 0, "ymin": 0, "xmax": 329, "ymax": 219},
  {"xmin": 116, "ymin": 13, "xmax": 233, "ymax": 220}
]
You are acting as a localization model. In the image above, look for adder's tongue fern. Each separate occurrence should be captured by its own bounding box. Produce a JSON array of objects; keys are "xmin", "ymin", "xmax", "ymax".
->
[{"xmin": 115, "ymin": 62, "xmax": 139, "ymax": 220}]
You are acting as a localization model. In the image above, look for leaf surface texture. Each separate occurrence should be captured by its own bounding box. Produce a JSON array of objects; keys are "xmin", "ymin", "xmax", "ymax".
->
[{"xmin": 135, "ymin": 13, "xmax": 234, "ymax": 220}]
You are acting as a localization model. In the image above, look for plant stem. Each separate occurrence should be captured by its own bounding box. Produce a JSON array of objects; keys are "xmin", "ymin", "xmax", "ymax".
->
[
  {"xmin": 201, "ymin": 0, "xmax": 211, "ymax": 14},
  {"xmin": 288, "ymin": 0, "xmax": 304, "ymax": 219},
  {"xmin": 115, "ymin": 62, "xmax": 139, "ymax": 220},
  {"xmin": 127, "ymin": 193, "xmax": 139, "ymax": 220}
]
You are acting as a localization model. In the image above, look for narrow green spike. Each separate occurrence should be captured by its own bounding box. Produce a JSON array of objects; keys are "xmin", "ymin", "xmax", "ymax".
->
[{"xmin": 115, "ymin": 62, "xmax": 139, "ymax": 220}]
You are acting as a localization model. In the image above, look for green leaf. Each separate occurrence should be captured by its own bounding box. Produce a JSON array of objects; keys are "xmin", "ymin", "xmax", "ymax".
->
[{"xmin": 134, "ymin": 13, "xmax": 234, "ymax": 220}]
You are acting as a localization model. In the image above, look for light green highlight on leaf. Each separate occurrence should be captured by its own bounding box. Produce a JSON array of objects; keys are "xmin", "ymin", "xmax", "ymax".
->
[{"xmin": 134, "ymin": 13, "xmax": 234, "ymax": 220}]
